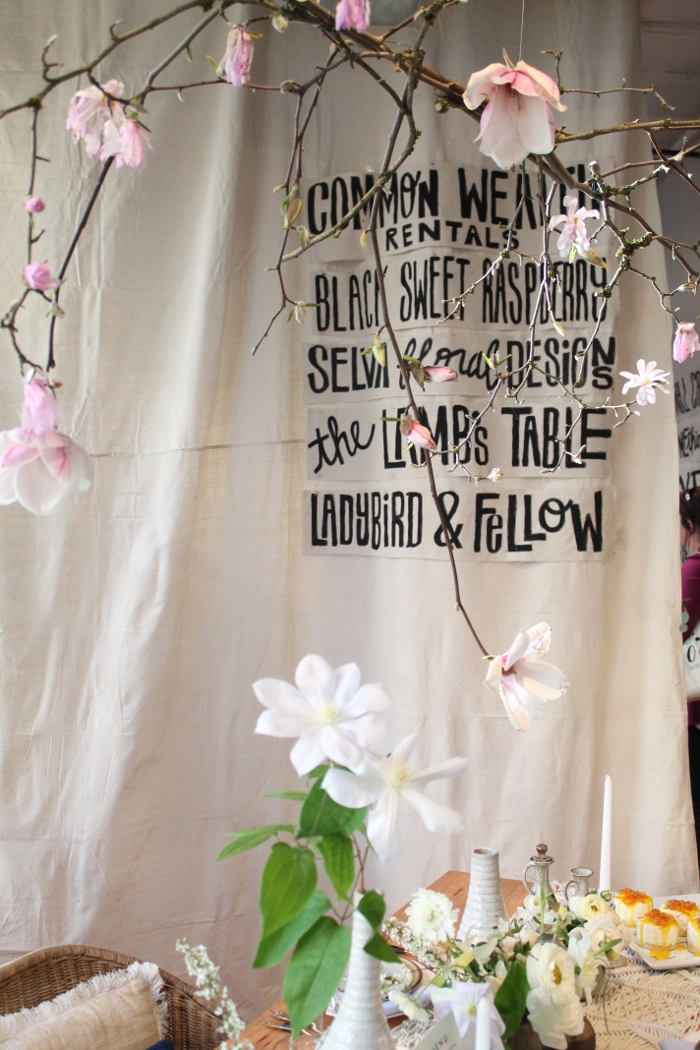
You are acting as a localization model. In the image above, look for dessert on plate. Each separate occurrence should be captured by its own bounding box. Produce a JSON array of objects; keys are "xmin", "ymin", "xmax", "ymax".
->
[
  {"xmin": 615, "ymin": 888, "xmax": 652, "ymax": 927},
  {"xmin": 687, "ymin": 914, "xmax": 700, "ymax": 955},
  {"xmin": 661, "ymin": 899, "xmax": 699, "ymax": 935},
  {"xmin": 636, "ymin": 909, "xmax": 679, "ymax": 956}
]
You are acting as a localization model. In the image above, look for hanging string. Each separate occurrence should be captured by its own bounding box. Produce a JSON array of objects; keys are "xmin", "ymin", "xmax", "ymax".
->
[{"xmin": 518, "ymin": 0, "xmax": 525, "ymax": 61}]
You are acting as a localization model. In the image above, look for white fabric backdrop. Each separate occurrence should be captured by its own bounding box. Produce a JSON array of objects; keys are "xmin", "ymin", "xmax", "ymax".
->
[{"xmin": 0, "ymin": 0, "xmax": 694, "ymax": 1020}]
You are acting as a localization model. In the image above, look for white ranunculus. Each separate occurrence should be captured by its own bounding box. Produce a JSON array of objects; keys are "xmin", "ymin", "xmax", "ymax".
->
[
  {"xmin": 322, "ymin": 734, "xmax": 468, "ymax": 862},
  {"xmin": 566, "ymin": 930, "xmax": 600, "ymax": 1003},
  {"xmin": 569, "ymin": 894, "xmax": 611, "ymax": 923},
  {"xmin": 406, "ymin": 888, "xmax": 458, "ymax": 945},
  {"xmin": 526, "ymin": 942, "xmax": 584, "ymax": 1050},
  {"xmin": 484, "ymin": 623, "xmax": 568, "ymax": 731},
  {"xmin": 253, "ymin": 654, "xmax": 390, "ymax": 775},
  {"xmin": 583, "ymin": 910, "xmax": 629, "ymax": 961}
]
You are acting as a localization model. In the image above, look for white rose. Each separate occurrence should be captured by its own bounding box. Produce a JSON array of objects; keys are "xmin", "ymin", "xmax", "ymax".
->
[{"xmin": 569, "ymin": 894, "xmax": 611, "ymax": 922}]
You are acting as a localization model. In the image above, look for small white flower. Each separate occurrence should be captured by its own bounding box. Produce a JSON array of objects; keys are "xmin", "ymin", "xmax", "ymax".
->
[
  {"xmin": 568, "ymin": 894, "xmax": 610, "ymax": 923},
  {"xmin": 549, "ymin": 195, "xmax": 600, "ymax": 261},
  {"xmin": 406, "ymin": 888, "xmax": 458, "ymax": 944},
  {"xmin": 323, "ymin": 734, "xmax": 468, "ymax": 862},
  {"xmin": 484, "ymin": 622, "xmax": 568, "ymax": 731},
  {"xmin": 567, "ymin": 929, "xmax": 600, "ymax": 1004},
  {"xmin": 387, "ymin": 989, "xmax": 430, "ymax": 1022},
  {"xmin": 487, "ymin": 467, "xmax": 504, "ymax": 482},
  {"xmin": 526, "ymin": 943, "xmax": 584, "ymax": 1050},
  {"xmin": 254, "ymin": 654, "xmax": 390, "ymax": 776},
  {"xmin": 431, "ymin": 982, "xmax": 505, "ymax": 1048},
  {"xmin": 619, "ymin": 359, "xmax": 670, "ymax": 406}
]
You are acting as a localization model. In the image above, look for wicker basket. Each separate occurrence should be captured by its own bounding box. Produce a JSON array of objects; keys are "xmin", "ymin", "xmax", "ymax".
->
[{"xmin": 0, "ymin": 944, "xmax": 221, "ymax": 1050}]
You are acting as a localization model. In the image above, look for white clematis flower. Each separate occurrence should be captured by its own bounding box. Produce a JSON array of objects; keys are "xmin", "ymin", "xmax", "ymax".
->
[
  {"xmin": 484, "ymin": 622, "xmax": 568, "ymax": 731},
  {"xmin": 566, "ymin": 929, "xmax": 599, "ymax": 1004},
  {"xmin": 406, "ymin": 888, "xmax": 458, "ymax": 944},
  {"xmin": 253, "ymin": 654, "xmax": 390, "ymax": 776},
  {"xmin": 322, "ymin": 734, "xmax": 468, "ymax": 862},
  {"xmin": 431, "ymin": 982, "xmax": 505, "ymax": 1049},
  {"xmin": 526, "ymin": 943, "xmax": 584, "ymax": 1050}
]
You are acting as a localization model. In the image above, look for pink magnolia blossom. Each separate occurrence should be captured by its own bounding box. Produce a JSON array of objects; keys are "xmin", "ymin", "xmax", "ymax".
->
[
  {"xmin": 484, "ymin": 622, "xmax": 568, "ymax": 731},
  {"xmin": 0, "ymin": 372, "xmax": 93, "ymax": 515},
  {"xmin": 400, "ymin": 415, "xmax": 436, "ymax": 450},
  {"xmin": 25, "ymin": 197, "xmax": 45, "ymax": 213},
  {"xmin": 423, "ymin": 365, "xmax": 458, "ymax": 383},
  {"xmin": 464, "ymin": 60, "xmax": 566, "ymax": 169},
  {"xmin": 217, "ymin": 27, "xmax": 254, "ymax": 87},
  {"xmin": 335, "ymin": 0, "xmax": 371, "ymax": 32},
  {"xmin": 66, "ymin": 79, "xmax": 124, "ymax": 159},
  {"xmin": 100, "ymin": 116, "xmax": 151, "ymax": 169},
  {"xmin": 620, "ymin": 359, "xmax": 670, "ymax": 406},
  {"xmin": 549, "ymin": 195, "xmax": 600, "ymax": 260},
  {"xmin": 673, "ymin": 322, "xmax": 700, "ymax": 363},
  {"xmin": 23, "ymin": 262, "xmax": 60, "ymax": 292}
]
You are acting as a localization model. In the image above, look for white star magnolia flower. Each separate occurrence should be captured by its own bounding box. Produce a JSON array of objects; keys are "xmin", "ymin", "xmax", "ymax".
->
[
  {"xmin": 549, "ymin": 195, "xmax": 600, "ymax": 261},
  {"xmin": 484, "ymin": 622, "xmax": 568, "ymax": 731},
  {"xmin": 619, "ymin": 359, "xmax": 670, "ymax": 406},
  {"xmin": 526, "ymin": 943, "xmax": 584, "ymax": 1050},
  {"xmin": 431, "ymin": 982, "xmax": 505, "ymax": 1048},
  {"xmin": 406, "ymin": 888, "xmax": 458, "ymax": 944},
  {"xmin": 253, "ymin": 654, "xmax": 390, "ymax": 776},
  {"xmin": 322, "ymin": 734, "xmax": 468, "ymax": 862}
]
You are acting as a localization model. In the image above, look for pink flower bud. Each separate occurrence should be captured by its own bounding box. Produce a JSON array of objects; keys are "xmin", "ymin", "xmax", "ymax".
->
[
  {"xmin": 335, "ymin": 0, "xmax": 371, "ymax": 32},
  {"xmin": 423, "ymin": 365, "xmax": 458, "ymax": 383},
  {"xmin": 400, "ymin": 415, "xmax": 436, "ymax": 450},
  {"xmin": 23, "ymin": 262, "xmax": 60, "ymax": 292},
  {"xmin": 673, "ymin": 322, "xmax": 700, "ymax": 364},
  {"xmin": 25, "ymin": 197, "xmax": 45, "ymax": 213}
]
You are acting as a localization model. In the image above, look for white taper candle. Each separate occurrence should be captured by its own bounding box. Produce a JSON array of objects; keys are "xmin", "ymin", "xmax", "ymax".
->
[
  {"xmin": 599, "ymin": 774, "xmax": 612, "ymax": 893},
  {"xmin": 475, "ymin": 995, "xmax": 490, "ymax": 1050}
]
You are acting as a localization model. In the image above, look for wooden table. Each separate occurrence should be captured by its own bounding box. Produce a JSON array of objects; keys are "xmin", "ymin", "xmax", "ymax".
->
[{"xmin": 242, "ymin": 870, "xmax": 527, "ymax": 1049}]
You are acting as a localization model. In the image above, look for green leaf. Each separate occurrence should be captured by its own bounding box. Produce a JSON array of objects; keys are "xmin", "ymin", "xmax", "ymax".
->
[
  {"xmin": 298, "ymin": 778, "xmax": 367, "ymax": 839},
  {"xmin": 283, "ymin": 917, "xmax": 351, "ymax": 1037},
  {"xmin": 265, "ymin": 790, "xmax": 308, "ymax": 801},
  {"xmin": 306, "ymin": 763, "xmax": 330, "ymax": 781},
  {"xmin": 253, "ymin": 890, "xmax": 331, "ymax": 969},
  {"xmin": 216, "ymin": 824, "xmax": 294, "ymax": 861},
  {"xmin": 318, "ymin": 836, "xmax": 354, "ymax": 899},
  {"xmin": 363, "ymin": 931, "xmax": 398, "ymax": 963},
  {"xmin": 493, "ymin": 959, "xmax": 530, "ymax": 1039},
  {"xmin": 357, "ymin": 889, "xmax": 386, "ymax": 932},
  {"xmin": 260, "ymin": 842, "xmax": 317, "ymax": 939}
]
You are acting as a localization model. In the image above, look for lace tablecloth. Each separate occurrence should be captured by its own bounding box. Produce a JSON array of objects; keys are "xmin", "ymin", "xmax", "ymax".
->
[{"xmin": 391, "ymin": 955, "xmax": 700, "ymax": 1050}]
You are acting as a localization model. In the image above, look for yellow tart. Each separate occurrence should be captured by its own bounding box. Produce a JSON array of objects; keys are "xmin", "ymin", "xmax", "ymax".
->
[
  {"xmin": 636, "ymin": 909, "xmax": 679, "ymax": 957},
  {"xmin": 661, "ymin": 899, "xmax": 699, "ymax": 935},
  {"xmin": 687, "ymin": 915, "xmax": 700, "ymax": 955},
  {"xmin": 615, "ymin": 888, "xmax": 652, "ymax": 927}
]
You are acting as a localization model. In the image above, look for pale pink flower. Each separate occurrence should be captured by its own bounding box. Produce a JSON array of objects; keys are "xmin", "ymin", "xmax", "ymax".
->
[
  {"xmin": 484, "ymin": 622, "xmax": 568, "ymax": 731},
  {"xmin": 25, "ymin": 197, "xmax": 45, "ymax": 213},
  {"xmin": 464, "ymin": 60, "xmax": 566, "ymax": 169},
  {"xmin": 673, "ymin": 322, "xmax": 700, "ymax": 364},
  {"xmin": 66, "ymin": 79, "xmax": 124, "ymax": 159},
  {"xmin": 620, "ymin": 359, "xmax": 670, "ymax": 406},
  {"xmin": 23, "ymin": 262, "xmax": 60, "ymax": 292},
  {"xmin": 217, "ymin": 27, "xmax": 254, "ymax": 87},
  {"xmin": 549, "ymin": 195, "xmax": 600, "ymax": 260},
  {"xmin": 0, "ymin": 372, "xmax": 93, "ymax": 515},
  {"xmin": 400, "ymin": 415, "xmax": 436, "ymax": 450},
  {"xmin": 335, "ymin": 0, "xmax": 371, "ymax": 32},
  {"xmin": 423, "ymin": 365, "xmax": 458, "ymax": 383},
  {"xmin": 100, "ymin": 115, "xmax": 151, "ymax": 169}
]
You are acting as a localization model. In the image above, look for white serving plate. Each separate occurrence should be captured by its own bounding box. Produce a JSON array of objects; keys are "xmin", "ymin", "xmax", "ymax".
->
[{"xmin": 629, "ymin": 893, "xmax": 700, "ymax": 970}]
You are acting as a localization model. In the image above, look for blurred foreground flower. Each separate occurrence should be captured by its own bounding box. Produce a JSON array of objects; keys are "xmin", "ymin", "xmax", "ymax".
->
[
  {"xmin": 335, "ymin": 0, "xmax": 371, "ymax": 32},
  {"xmin": 323, "ymin": 733, "xmax": 468, "ymax": 861},
  {"xmin": 673, "ymin": 322, "xmax": 700, "ymax": 363},
  {"xmin": 23, "ymin": 262, "xmax": 59, "ymax": 291},
  {"xmin": 484, "ymin": 622, "xmax": 568, "ymax": 731},
  {"xmin": 464, "ymin": 59, "xmax": 565, "ymax": 169},
  {"xmin": 253, "ymin": 653, "xmax": 390, "ymax": 775},
  {"xmin": 620, "ymin": 359, "xmax": 670, "ymax": 406},
  {"xmin": 0, "ymin": 371, "xmax": 93, "ymax": 515},
  {"xmin": 218, "ymin": 27, "xmax": 254, "ymax": 86},
  {"xmin": 431, "ymin": 982, "xmax": 505, "ymax": 1048}
]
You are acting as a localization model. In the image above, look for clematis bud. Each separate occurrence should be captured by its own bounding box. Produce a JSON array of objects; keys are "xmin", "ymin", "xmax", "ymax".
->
[
  {"xmin": 400, "ymin": 414, "xmax": 436, "ymax": 451},
  {"xmin": 335, "ymin": 0, "xmax": 371, "ymax": 32},
  {"xmin": 25, "ymin": 197, "xmax": 45, "ymax": 213},
  {"xmin": 23, "ymin": 262, "xmax": 60, "ymax": 291},
  {"xmin": 674, "ymin": 322, "xmax": 700, "ymax": 364}
]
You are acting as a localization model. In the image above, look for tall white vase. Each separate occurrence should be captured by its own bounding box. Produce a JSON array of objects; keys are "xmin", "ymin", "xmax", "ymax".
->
[
  {"xmin": 320, "ymin": 907, "xmax": 395, "ymax": 1050},
  {"xmin": 457, "ymin": 847, "xmax": 507, "ymax": 941}
]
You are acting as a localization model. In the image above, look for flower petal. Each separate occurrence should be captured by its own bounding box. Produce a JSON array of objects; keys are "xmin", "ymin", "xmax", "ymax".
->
[
  {"xmin": 401, "ymin": 788, "xmax": 464, "ymax": 834},
  {"xmin": 411, "ymin": 756, "xmax": 469, "ymax": 786},
  {"xmin": 290, "ymin": 729, "xmax": 333, "ymax": 776},
  {"xmin": 345, "ymin": 711, "xmax": 388, "ymax": 754},
  {"xmin": 319, "ymin": 725, "xmax": 365, "ymax": 770},
  {"xmin": 516, "ymin": 94, "xmax": 555, "ymax": 155},
  {"xmin": 366, "ymin": 790, "xmax": 404, "ymax": 861},
  {"xmin": 295, "ymin": 653, "xmax": 336, "ymax": 709},
  {"xmin": 342, "ymin": 682, "xmax": 391, "ymax": 719},
  {"xmin": 14, "ymin": 457, "xmax": 67, "ymax": 515},
  {"xmin": 517, "ymin": 659, "xmax": 568, "ymax": 700},
  {"xmin": 61, "ymin": 437, "xmax": 94, "ymax": 492},
  {"xmin": 0, "ymin": 467, "xmax": 18, "ymax": 505},
  {"xmin": 463, "ymin": 63, "xmax": 508, "ymax": 109},
  {"xmin": 253, "ymin": 678, "xmax": 316, "ymax": 719},
  {"xmin": 255, "ymin": 708, "xmax": 315, "ymax": 738},
  {"xmin": 332, "ymin": 661, "xmax": 362, "ymax": 710},
  {"xmin": 484, "ymin": 657, "xmax": 502, "ymax": 691},
  {"xmin": 323, "ymin": 767, "xmax": 384, "ymax": 808},
  {"xmin": 515, "ymin": 60, "xmax": 566, "ymax": 110},
  {"xmin": 478, "ymin": 88, "xmax": 527, "ymax": 168}
]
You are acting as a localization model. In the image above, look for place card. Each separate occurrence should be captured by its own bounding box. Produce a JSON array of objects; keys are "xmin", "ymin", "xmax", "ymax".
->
[{"xmin": 413, "ymin": 1011, "xmax": 461, "ymax": 1050}]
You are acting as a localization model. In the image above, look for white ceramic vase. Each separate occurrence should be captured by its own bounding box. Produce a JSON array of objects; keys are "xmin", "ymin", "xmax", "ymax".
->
[
  {"xmin": 320, "ymin": 906, "xmax": 395, "ymax": 1050},
  {"xmin": 457, "ymin": 847, "xmax": 507, "ymax": 941}
]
